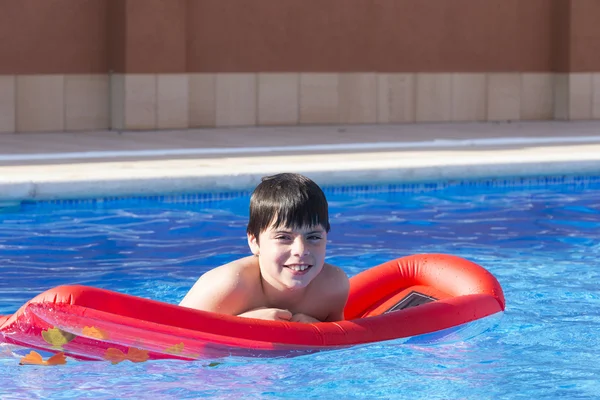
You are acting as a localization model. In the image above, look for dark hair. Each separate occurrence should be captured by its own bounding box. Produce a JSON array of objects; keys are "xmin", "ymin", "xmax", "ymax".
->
[{"xmin": 247, "ymin": 173, "xmax": 330, "ymax": 239}]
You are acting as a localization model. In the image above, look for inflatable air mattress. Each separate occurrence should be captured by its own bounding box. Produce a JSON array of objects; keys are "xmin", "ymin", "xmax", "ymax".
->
[{"xmin": 0, "ymin": 254, "xmax": 505, "ymax": 362}]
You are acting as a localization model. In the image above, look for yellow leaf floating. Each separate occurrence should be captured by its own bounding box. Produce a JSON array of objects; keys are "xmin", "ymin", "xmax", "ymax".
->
[
  {"xmin": 41, "ymin": 328, "xmax": 76, "ymax": 349},
  {"xmin": 165, "ymin": 342, "xmax": 184, "ymax": 354},
  {"xmin": 104, "ymin": 347, "xmax": 149, "ymax": 364},
  {"xmin": 82, "ymin": 326, "xmax": 110, "ymax": 340},
  {"xmin": 19, "ymin": 351, "xmax": 67, "ymax": 366}
]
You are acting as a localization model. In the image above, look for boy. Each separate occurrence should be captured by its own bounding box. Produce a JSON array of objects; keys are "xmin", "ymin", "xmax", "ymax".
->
[{"xmin": 180, "ymin": 173, "xmax": 349, "ymax": 323}]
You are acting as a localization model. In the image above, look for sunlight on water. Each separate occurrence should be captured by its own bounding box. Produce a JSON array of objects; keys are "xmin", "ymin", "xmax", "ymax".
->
[{"xmin": 1, "ymin": 179, "xmax": 600, "ymax": 399}]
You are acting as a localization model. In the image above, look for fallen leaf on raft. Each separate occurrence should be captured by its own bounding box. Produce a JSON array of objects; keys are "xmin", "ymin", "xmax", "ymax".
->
[
  {"xmin": 41, "ymin": 328, "xmax": 76, "ymax": 349},
  {"xmin": 127, "ymin": 347, "xmax": 149, "ymax": 363},
  {"xmin": 105, "ymin": 348, "xmax": 127, "ymax": 364},
  {"xmin": 165, "ymin": 342, "xmax": 184, "ymax": 354},
  {"xmin": 82, "ymin": 326, "xmax": 110, "ymax": 340},
  {"xmin": 19, "ymin": 351, "xmax": 67, "ymax": 366},
  {"xmin": 105, "ymin": 347, "xmax": 149, "ymax": 364}
]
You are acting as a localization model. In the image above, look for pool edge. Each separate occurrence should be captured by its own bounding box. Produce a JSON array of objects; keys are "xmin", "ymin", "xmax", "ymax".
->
[{"xmin": 2, "ymin": 144, "xmax": 600, "ymax": 202}]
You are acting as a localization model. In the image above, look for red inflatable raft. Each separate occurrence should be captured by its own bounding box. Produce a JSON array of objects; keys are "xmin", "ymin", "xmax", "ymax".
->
[{"xmin": 0, "ymin": 254, "xmax": 505, "ymax": 362}]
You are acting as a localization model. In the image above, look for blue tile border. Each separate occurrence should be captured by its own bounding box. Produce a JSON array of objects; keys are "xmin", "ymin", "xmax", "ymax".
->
[
  {"xmin": 13, "ymin": 174, "xmax": 600, "ymax": 211},
  {"xmin": 323, "ymin": 174, "xmax": 600, "ymax": 196}
]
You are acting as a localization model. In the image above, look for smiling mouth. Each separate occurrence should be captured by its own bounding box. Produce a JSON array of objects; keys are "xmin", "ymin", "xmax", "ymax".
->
[{"xmin": 285, "ymin": 264, "xmax": 312, "ymax": 272}]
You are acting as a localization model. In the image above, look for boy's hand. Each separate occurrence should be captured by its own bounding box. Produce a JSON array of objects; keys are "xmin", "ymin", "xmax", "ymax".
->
[
  {"xmin": 290, "ymin": 313, "xmax": 321, "ymax": 323},
  {"xmin": 238, "ymin": 307, "xmax": 293, "ymax": 321}
]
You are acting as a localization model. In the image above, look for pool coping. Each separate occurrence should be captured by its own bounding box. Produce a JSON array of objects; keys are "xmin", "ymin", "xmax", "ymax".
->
[
  {"xmin": 2, "ymin": 142, "xmax": 600, "ymax": 202},
  {"xmin": 2, "ymin": 121, "xmax": 600, "ymax": 202}
]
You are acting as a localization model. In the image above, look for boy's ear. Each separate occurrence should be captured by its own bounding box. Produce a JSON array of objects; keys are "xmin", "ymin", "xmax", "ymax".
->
[{"xmin": 247, "ymin": 233, "xmax": 259, "ymax": 255}]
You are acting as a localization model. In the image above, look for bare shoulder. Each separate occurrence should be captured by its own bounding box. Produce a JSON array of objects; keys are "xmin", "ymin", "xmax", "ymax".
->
[
  {"xmin": 179, "ymin": 256, "xmax": 260, "ymax": 314},
  {"xmin": 321, "ymin": 263, "xmax": 349, "ymax": 285},
  {"xmin": 322, "ymin": 264, "xmax": 350, "ymax": 299},
  {"xmin": 201, "ymin": 256, "xmax": 256, "ymax": 284},
  {"xmin": 313, "ymin": 263, "xmax": 350, "ymax": 321}
]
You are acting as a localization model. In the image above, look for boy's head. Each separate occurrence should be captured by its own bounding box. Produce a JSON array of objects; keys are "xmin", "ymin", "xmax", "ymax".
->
[{"xmin": 247, "ymin": 173, "xmax": 330, "ymax": 240}]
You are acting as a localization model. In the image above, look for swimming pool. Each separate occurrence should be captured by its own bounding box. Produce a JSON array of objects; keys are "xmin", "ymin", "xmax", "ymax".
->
[{"xmin": 1, "ymin": 175, "xmax": 599, "ymax": 399}]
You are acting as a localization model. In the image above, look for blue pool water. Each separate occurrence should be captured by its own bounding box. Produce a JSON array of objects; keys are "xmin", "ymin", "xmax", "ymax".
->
[{"xmin": 1, "ymin": 176, "xmax": 600, "ymax": 399}]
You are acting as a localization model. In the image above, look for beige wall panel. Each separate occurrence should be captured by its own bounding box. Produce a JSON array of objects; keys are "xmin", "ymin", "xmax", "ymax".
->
[
  {"xmin": 17, "ymin": 75, "xmax": 65, "ymax": 132},
  {"xmin": 189, "ymin": 73, "xmax": 216, "ymax": 127},
  {"xmin": 487, "ymin": 73, "xmax": 521, "ymax": 121},
  {"xmin": 415, "ymin": 73, "xmax": 452, "ymax": 122},
  {"xmin": 299, "ymin": 73, "xmax": 339, "ymax": 124},
  {"xmin": 377, "ymin": 73, "xmax": 415, "ymax": 124},
  {"xmin": 65, "ymin": 75, "xmax": 109, "ymax": 131},
  {"xmin": 157, "ymin": 74, "xmax": 189, "ymax": 129},
  {"xmin": 452, "ymin": 73, "xmax": 486, "ymax": 121},
  {"xmin": 569, "ymin": 73, "xmax": 593, "ymax": 120},
  {"xmin": 110, "ymin": 74, "xmax": 125, "ymax": 130},
  {"xmin": 593, "ymin": 73, "xmax": 600, "ymax": 119},
  {"xmin": 258, "ymin": 73, "xmax": 299, "ymax": 126},
  {"xmin": 215, "ymin": 73, "xmax": 257, "ymax": 127},
  {"xmin": 0, "ymin": 76, "xmax": 16, "ymax": 133},
  {"xmin": 520, "ymin": 73, "xmax": 554, "ymax": 120},
  {"xmin": 338, "ymin": 73, "xmax": 377, "ymax": 124},
  {"xmin": 553, "ymin": 74, "xmax": 569, "ymax": 120},
  {"xmin": 124, "ymin": 74, "xmax": 157, "ymax": 130}
]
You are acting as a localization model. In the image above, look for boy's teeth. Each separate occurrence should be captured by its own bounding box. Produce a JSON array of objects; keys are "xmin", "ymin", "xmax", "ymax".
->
[{"xmin": 288, "ymin": 265, "xmax": 309, "ymax": 271}]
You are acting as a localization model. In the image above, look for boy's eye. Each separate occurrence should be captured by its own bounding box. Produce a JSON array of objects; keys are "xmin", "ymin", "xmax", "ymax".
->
[{"xmin": 307, "ymin": 235, "xmax": 322, "ymax": 240}]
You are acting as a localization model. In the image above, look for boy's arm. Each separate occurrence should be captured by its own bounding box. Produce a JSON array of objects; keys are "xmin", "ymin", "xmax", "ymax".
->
[
  {"xmin": 239, "ymin": 307, "xmax": 293, "ymax": 321},
  {"xmin": 290, "ymin": 313, "xmax": 321, "ymax": 323}
]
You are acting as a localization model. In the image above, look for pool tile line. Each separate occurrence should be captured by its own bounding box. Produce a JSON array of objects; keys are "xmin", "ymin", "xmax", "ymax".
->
[{"xmin": 13, "ymin": 174, "xmax": 600, "ymax": 211}]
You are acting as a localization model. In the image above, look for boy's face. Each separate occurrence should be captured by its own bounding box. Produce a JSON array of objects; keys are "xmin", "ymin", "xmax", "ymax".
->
[{"xmin": 248, "ymin": 223, "xmax": 327, "ymax": 291}]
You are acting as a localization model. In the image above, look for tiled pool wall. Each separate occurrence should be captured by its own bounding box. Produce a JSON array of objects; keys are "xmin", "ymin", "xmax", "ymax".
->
[
  {"xmin": 16, "ymin": 174, "xmax": 600, "ymax": 210},
  {"xmin": 1, "ymin": 2, "xmax": 600, "ymax": 134}
]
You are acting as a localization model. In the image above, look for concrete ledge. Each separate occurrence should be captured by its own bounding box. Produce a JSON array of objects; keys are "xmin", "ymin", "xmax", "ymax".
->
[{"xmin": 2, "ymin": 144, "xmax": 600, "ymax": 202}]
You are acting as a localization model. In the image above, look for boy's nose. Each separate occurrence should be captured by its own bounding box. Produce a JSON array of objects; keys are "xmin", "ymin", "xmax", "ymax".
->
[{"xmin": 292, "ymin": 238, "xmax": 310, "ymax": 256}]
